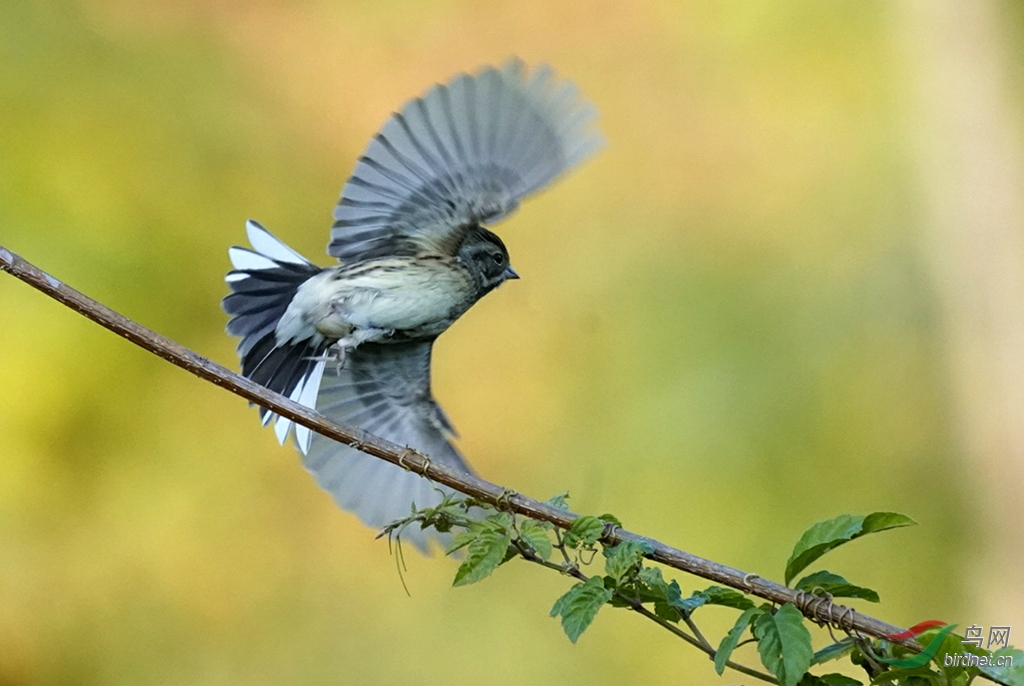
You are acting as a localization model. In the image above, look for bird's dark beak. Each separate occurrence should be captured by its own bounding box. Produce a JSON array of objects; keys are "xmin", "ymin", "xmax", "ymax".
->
[{"xmin": 503, "ymin": 265, "xmax": 520, "ymax": 280}]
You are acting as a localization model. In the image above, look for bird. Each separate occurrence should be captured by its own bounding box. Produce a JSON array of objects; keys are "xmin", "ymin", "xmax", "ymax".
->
[{"xmin": 222, "ymin": 59, "xmax": 603, "ymax": 550}]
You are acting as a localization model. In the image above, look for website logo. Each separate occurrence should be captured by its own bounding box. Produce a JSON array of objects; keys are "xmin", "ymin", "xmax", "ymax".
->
[
  {"xmin": 877, "ymin": 621, "xmax": 1015, "ymax": 670},
  {"xmin": 878, "ymin": 621, "xmax": 958, "ymax": 669}
]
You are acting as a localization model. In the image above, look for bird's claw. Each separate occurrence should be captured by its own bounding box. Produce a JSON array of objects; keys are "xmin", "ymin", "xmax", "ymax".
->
[{"xmin": 304, "ymin": 345, "xmax": 348, "ymax": 374}]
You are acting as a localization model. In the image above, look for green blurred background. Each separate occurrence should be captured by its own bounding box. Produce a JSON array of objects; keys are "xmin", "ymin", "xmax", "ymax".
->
[{"xmin": 3, "ymin": 1, "xmax": 1024, "ymax": 684}]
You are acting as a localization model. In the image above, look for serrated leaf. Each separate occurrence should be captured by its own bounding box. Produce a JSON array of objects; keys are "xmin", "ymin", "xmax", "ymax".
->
[
  {"xmin": 799, "ymin": 674, "xmax": 863, "ymax": 686},
  {"xmin": 571, "ymin": 515, "xmax": 605, "ymax": 543},
  {"xmin": 811, "ymin": 638, "xmax": 856, "ymax": 666},
  {"xmin": 499, "ymin": 544, "xmax": 518, "ymax": 565},
  {"xmin": 452, "ymin": 526, "xmax": 512, "ymax": 587},
  {"xmin": 563, "ymin": 515, "xmax": 605, "ymax": 548},
  {"xmin": 754, "ymin": 604, "xmax": 814, "ymax": 686},
  {"xmin": 785, "ymin": 512, "xmax": 915, "ymax": 584},
  {"xmin": 550, "ymin": 576, "xmax": 613, "ymax": 643},
  {"xmin": 486, "ymin": 511, "xmax": 514, "ymax": 529},
  {"xmin": 598, "ymin": 513, "xmax": 623, "ymax": 528},
  {"xmin": 653, "ymin": 600, "xmax": 682, "ymax": 622},
  {"xmin": 444, "ymin": 529, "xmax": 478, "ymax": 556},
  {"xmin": 716, "ymin": 607, "xmax": 762, "ymax": 675},
  {"xmin": 604, "ymin": 540, "xmax": 652, "ymax": 583},
  {"xmin": 518, "ymin": 520, "xmax": 553, "ymax": 561},
  {"xmin": 979, "ymin": 647, "xmax": 1024, "ymax": 686},
  {"xmin": 549, "ymin": 593, "xmax": 567, "ymax": 618},
  {"xmin": 637, "ymin": 567, "xmax": 678, "ymax": 601},
  {"xmin": 637, "ymin": 567, "xmax": 684, "ymax": 620},
  {"xmin": 794, "ymin": 571, "xmax": 880, "ymax": 603}
]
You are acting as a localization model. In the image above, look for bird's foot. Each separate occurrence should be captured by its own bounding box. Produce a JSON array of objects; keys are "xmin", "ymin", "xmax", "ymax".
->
[
  {"xmin": 303, "ymin": 328, "xmax": 395, "ymax": 374},
  {"xmin": 304, "ymin": 345, "xmax": 348, "ymax": 374}
]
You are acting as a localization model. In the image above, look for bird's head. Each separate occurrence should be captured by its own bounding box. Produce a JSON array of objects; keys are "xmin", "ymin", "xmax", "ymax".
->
[{"xmin": 458, "ymin": 226, "xmax": 519, "ymax": 296}]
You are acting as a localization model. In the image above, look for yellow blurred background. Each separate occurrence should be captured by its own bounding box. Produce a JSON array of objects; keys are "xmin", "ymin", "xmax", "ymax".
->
[{"xmin": 2, "ymin": 1, "xmax": 1024, "ymax": 684}]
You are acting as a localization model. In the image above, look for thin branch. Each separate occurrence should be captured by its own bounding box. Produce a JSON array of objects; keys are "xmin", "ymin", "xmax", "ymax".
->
[
  {"xmin": 624, "ymin": 598, "xmax": 776, "ymax": 685},
  {"xmin": 681, "ymin": 613, "xmax": 714, "ymax": 653},
  {"xmin": 0, "ymin": 245, "xmax": 1003, "ymax": 684}
]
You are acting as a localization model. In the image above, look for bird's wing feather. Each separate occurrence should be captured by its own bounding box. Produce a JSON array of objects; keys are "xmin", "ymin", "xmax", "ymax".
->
[
  {"xmin": 328, "ymin": 58, "xmax": 604, "ymax": 261},
  {"xmin": 302, "ymin": 339, "xmax": 469, "ymax": 551}
]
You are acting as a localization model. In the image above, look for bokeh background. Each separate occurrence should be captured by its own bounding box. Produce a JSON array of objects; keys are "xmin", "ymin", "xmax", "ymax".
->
[{"xmin": 3, "ymin": 1, "xmax": 1024, "ymax": 684}]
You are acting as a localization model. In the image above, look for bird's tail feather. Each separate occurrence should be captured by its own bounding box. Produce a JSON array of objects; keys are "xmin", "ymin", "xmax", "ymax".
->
[{"xmin": 223, "ymin": 220, "xmax": 327, "ymax": 453}]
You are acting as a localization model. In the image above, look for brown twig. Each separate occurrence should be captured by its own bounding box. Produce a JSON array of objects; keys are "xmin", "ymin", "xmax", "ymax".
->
[{"xmin": 0, "ymin": 244, "xmax": 996, "ymax": 680}]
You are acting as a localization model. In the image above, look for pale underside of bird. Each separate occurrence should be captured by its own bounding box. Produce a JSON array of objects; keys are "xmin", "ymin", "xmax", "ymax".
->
[{"xmin": 223, "ymin": 59, "xmax": 604, "ymax": 551}]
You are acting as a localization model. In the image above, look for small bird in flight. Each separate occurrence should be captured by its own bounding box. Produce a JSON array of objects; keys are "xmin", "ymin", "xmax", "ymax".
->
[{"xmin": 223, "ymin": 60, "xmax": 603, "ymax": 549}]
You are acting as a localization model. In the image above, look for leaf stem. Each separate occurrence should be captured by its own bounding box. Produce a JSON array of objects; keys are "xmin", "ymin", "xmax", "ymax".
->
[{"xmin": 682, "ymin": 614, "xmax": 713, "ymax": 652}]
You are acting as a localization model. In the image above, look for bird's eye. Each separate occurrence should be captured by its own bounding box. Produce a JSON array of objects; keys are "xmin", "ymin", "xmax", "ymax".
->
[{"xmin": 491, "ymin": 252, "xmax": 504, "ymax": 265}]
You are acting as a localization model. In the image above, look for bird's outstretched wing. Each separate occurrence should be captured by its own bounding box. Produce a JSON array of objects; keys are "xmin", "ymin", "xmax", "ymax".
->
[
  {"xmin": 302, "ymin": 339, "xmax": 468, "ymax": 551},
  {"xmin": 328, "ymin": 58, "xmax": 604, "ymax": 261}
]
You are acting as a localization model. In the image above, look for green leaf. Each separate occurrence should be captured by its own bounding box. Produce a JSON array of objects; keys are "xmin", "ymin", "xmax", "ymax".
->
[
  {"xmin": 754, "ymin": 604, "xmax": 814, "ymax": 686},
  {"xmin": 637, "ymin": 567, "xmax": 678, "ymax": 600},
  {"xmin": 550, "ymin": 576, "xmax": 613, "ymax": 643},
  {"xmin": 867, "ymin": 665, "xmax": 943, "ymax": 685},
  {"xmin": 716, "ymin": 607, "xmax": 762, "ymax": 675},
  {"xmin": 444, "ymin": 528, "xmax": 478, "ymax": 556},
  {"xmin": 603, "ymin": 540, "xmax": 653, "ymax": 583},
  {"xmin": 607, "ymin": 595, "xmax": 634, "ymax": 609},
  {"xmin": 819, "ymin": 675, "xmax": 862, "ymax": 686},
  {"xmin": 452, "ymin": 525, "xmax": 512, "ymax": 587},
  {"xmin": 811, "ymin": 638, "xmax": 856, "ymax": 666},
  {"xmin": 675, "ymin": 585, "xmax": 755, "ymax": 614},
  {"xmin": 861, "ymin": 512, "xmax": 916, "ymax": 535},
  {"xmin": 700, "ymin": 585, "xmax": 757, "ymax": 610},
  {"xmin": 549, "ymin": 593, "xmax": 567, "ymax": 618},
  {"xmin": 636, "ymin": 567, "xmax": 684, "ymax": 621},
  {"xmin": 798, "ymin": 674, "xmax": 863, "ymax": 686},
  {"xmin": 651, "ymin": 601, "xmax": 681, "ymax": 623},
  {"xmin": 979, "ymin": 647, "xmax": 1024, "ymax": 686},
  {"xmin": 499, "ymin": 544, "xmax": 518, "ymax": 565},
  {"xmin": 950, "ymin": 671, "xmax": 972, "ymax": 686},
  {"xmin": 547, "ymin": 492, "xmax": 571, "ymax": 510},
  {"xmin": 443, "ymin": 513, "xmax": 513, "ymax": 557},
  {"xmin": 794, "ymin": 571, "xmax": 880, "ymax": 603},
  {"xmin": 784, "ymin": 512, "xmax": 916, "ymax": 584},
  {"xmin": 598, "ymin": 513, "xmax": 623, "ymax": 528},
  {"xmin": 675, "ymin": 592, "xmax": 708, "ymax": 614},
  {"xmin": 518, "ymin": 520, "xmax": 553, "ymax": 561},
  {"xmin": 487, "ymin": 512, "xmax": 514, "ymax": 529},
  {"xmin": 785, "ymin": 515, "xmax": 862, "ymax": 585},
  {"xmin": 563, "ymin": 515, "xmax": 605, "ymax": 548}
]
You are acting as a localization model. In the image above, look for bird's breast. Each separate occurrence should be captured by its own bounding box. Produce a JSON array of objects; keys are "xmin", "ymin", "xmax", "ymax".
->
[{"xmin": 321, "ymin": 257, "xmax": 475, "ymax": 338}]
